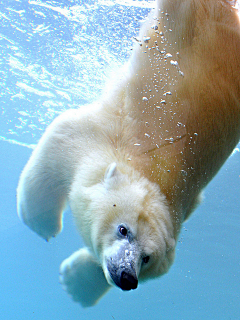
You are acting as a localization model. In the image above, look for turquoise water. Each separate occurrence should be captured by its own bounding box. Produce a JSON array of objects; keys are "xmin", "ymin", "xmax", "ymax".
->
[{"xmin": 0, "ymin": 1, "xmax": 240, "ymax": 319}]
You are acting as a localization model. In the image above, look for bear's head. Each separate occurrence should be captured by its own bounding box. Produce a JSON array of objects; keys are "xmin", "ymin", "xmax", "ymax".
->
[{"xmin": 70, "ymin": 162, "xmax": 176, "ymax": 291}]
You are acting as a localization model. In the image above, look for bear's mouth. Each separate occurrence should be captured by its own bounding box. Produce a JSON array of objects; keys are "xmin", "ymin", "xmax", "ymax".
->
[{"xmin": 107, "ymin": 260, "xmax": 138, "ymax": 291}]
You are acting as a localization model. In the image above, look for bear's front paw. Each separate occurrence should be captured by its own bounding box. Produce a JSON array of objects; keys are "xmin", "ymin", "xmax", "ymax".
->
[{"xmin": 59, "ymin": 248, "xmax": 111, "ymax": 307}]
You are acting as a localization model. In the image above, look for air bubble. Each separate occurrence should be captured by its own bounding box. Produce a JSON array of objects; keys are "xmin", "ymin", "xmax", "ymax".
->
[
  {"xmin": 164, "ymin": 53, "xmax": 172, "ymax": 59},
  {"xmin": 143, "ymin": 36, "xmax": 151, "ymax": 43},
  {"xmin": 163, "ymin": 91, "xmax": 172, "ymax": 96},
  {"xmin": 170, "ymin": 60, "xmax": 178, "ymax": 66}
]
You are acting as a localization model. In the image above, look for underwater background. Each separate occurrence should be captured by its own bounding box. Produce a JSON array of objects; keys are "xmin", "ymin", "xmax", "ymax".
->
[{"xmin": 0, "ymin": 1, "xmax": 240, "ymax": 319}]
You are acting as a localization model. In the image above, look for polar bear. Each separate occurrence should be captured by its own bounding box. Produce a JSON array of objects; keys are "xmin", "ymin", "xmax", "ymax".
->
[{"xmin": 17, "ymin": 0, "xmax": 240, "ymax": 308}]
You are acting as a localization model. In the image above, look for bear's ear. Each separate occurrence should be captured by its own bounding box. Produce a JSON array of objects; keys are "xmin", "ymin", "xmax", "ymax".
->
[{"xmin": 104, "ymin": 162, "xmax": 118, "ymax": 189}]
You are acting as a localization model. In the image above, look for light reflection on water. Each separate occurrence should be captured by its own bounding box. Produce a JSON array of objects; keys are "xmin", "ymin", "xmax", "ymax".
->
[{"xmin": 1, "ymin": 0, "xmax": 152, "ymax": 146}]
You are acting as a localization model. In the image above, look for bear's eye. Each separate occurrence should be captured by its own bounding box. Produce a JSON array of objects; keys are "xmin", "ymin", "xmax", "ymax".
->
[
  {"xmin": 142, "ymin": 256, "xmax": 150, "ymax": 264},
  {"xmin": 119, "ymin": 225, "xmax": 128, "ymax": 237}
]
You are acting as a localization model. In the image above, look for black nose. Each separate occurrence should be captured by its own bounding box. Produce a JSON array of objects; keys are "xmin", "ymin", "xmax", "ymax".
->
[{"xmin": 120, "ymin": 271, "xmax": 138, "ymax": 291}]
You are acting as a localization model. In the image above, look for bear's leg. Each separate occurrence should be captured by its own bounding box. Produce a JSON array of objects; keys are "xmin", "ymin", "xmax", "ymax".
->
[
  {"xmin": 17, "ymin": 110, "xmax": 81, "ymax": 240},
  {"xmin": 59, "ymin": 248, "xmax": 111, "ymax": 307}
]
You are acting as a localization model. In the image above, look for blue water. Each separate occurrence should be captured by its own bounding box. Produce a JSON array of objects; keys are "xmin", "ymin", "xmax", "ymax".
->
[{"xmin": 0, "ymin": 1, "xmax": 240, "ymax": 319}]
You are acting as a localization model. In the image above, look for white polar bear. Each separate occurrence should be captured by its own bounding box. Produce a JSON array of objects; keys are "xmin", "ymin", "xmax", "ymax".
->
[{"xmin": 17, "ymin": 0, "xmax": 240, "ymax": 308}]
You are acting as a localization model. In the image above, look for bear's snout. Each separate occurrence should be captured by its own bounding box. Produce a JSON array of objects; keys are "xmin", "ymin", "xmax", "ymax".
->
[
  {"xmin": 107, "ymin": 263, "xmax": 138, "ymax": 291},
  {"xmin": 106, "ymin": 240, "xmax": 139, "ymax": 290}
]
